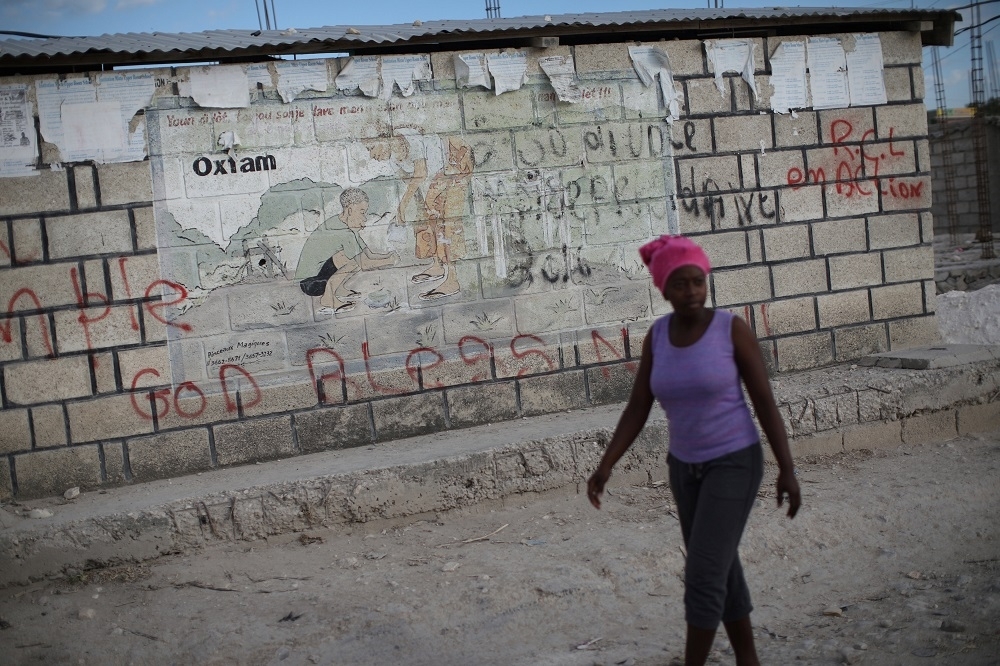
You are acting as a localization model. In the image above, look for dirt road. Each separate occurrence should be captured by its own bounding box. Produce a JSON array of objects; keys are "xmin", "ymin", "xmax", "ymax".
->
[{"xmin": 2, "ymin": 430, "xmax": 998, "ymax": 666}]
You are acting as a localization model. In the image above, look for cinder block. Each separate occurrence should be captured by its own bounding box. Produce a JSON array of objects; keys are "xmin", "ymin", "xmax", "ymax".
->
[
  {"xmin": 463, "ymin": 88, "xmax": 534, "ymax": 130},
  {"xmin": 817, "ymin": 107, "xmax": 874, "ymax": 146},
  {"xmin": 676, "ymin": 155, "xmax": 740, "ymax": 193},
  {"xmin": 775, "ymin": 331, "xmax": 833, "ymax": 372},
  {"xmin": 776, "ymin": 185, "xmax": 823, "ymax": 223},
  {"xmin": 772, "ymin": 259, "xmax": 828, "ymax": 298},
  {"xmin": 686, "ymin": 77, "xmax": 731, "ymax": 115},
  {"xmin": 812, "ymin": 218, "xmax": 868, "ymax": 255},
  {"xmin": 869, "ymin": 139, "xmax": 916, "ymax": 176},
  {"xmin": 117, "ymin": 345, "xmax": 170, "ymax": 389},
  {"xmin": 11, "ymin": 218, "xmax": 44, "ymax": 265},
  {"xmin": 574, "ymin": 43, "xmax": 634, "ymax": 74},
  {"xmin": 446, "ymin": 381, "xmax": 519, "ymax": 428},
  {"xmin": 817, "ymin": 289, "xmax": 871, "ymax": 328},
  {"xmin": 47, "ymin": 211, "xmax": 133, "ymax": 259},
  {"xmin": 912, "ymin": 65, "xmax": 926, "ymax": 101},
  {"xmin": 31, "ymin": 404, "xmax": 68, "ymax": 448},
  {"xmin": 586, "ymin": 362, "xmax": 637, "ymax": 406},
  {"xmin": 883, "ymin": 66, "xmax": 914, "ymax": 102},
  {"xmin": 213, "ymin": 415, "xmax": 295, "ymax": 467},
  {"xmin": 762, "ymin": 224, "xmax": 810, "ymax": 261},
  {"xmin": 825, "ymin": 187, "xmax": 880, "ymax": 218},
  {"xmin": 0, "ymin": 409, "xmax": 31, "ymax": 454},
  {"xmin": 881, "ymin": 176, "xmax": 931, "ymax": 212},
  {"xmin": 514, "ymin": 126, "xmax": 585, "ymax": 168},
  {"xmin": 0, "ymin": 263, "xmax": 80, "ymax": 311},
  {"xmin": 133, "ymin": 206, "xmax": 157, "ymax": 251},
  {"xmin": 668, "ymin": 118, "xmax": 712, "ymax": 157},
  {"xmin": 0, "ymin": 170, "xmax": 70, "ymax": 216},
  {"xmin": 102, "ymin": 441, "xmax": 127, "ymax": 484},
  {"xmin": 127, "ymin": 428, "xmax": 212, "ymax": 481},
  {"xmin": 692, "ymin": 231, "xmax": 750, "ymax": 268},
  {"xmin": 4, "ymin": 356, "xmax": 92, "ymax": 405},
  {"xmin": 519, "ymin": 369, "xmax": 588, "ymax": 417},
  {"xmin": 790, "ymin": 432, "xmax": 844, "ymax": 458},
  {"xmin": 844, "ymin": 419, "xmax": 902, "ymax": 451},
  {"xmin": 888, "ymin": 315, "xmax": 940, "ymax": 349},
  {"xmin": 957, "ymin": 403, "xmax": 1000, "ymax": 435},
  {"xmin": 759, "ymin": 149, "xmax": 804, "ymax": 188},
  {"xmin": 14, "ymin": 445, "xmax": 103, "ymax": 499},
  {"xmin": 713, "ymin": 265, "xmax": 771, "ymax": 306},
  {"xmin": 495, "ymin": 333, "xmax": 562, "ymax": 379},
  {"xmin": 834, "ymin": 323, "xmax": 888, "ymax": 361},
  {"xmin": 829, "ymin": 253, "xmax": 883, "ymax": 290},
  {"xmin": 96, "ymin": 162, "xmax": 153, "ymax": 206},
  {"xmin": 293, "ymin": 403, "xmax": 372, "ymax": 453},
  {"xmin": 73, "ymin": 165, "xmax": 98, "ymax": 209},
  {"xmin": 879, "ymin": 31, "xmax": 922, "ymax": 65},
  {"xmin": 54, "ymin": 304, "xmax": 142, "ymax": 354},
  {"xmin": 714, "ymin": 115, "xmax": 773, "ymax": 153},
  {"xmin": 0, "ymin": 225, "xmax": 9, "ymax": 268},
  {"xmin": 876, "ymin": 103, "xmax": 928, "ymax": 140},
  {"xmin": 871, "ymin": 281, "xmax": 924, "ymax": 320},
  {"xmin": 67, "ymin": 394, "xmax": 154, "ymax": 443},
  {"xmin": 902, "ymin": 409, "xmax": 957, "ymax": 445},
  {"xmin": 757, "ymin": 297, "xmax": 816, "ymax": 336},
  {"xmin": 556, "ymin": 84, "xmax": 624, "ymax": 125},
  {"xmin": 372, "ymin": 392, "xmax": 447, "ymax": 441},
  {"xmin": 242, "ymin": 380, "xmax": 318, "ymax": 418},
  {"xmin": 576, "ymin": 325, "xmax": 628, "ymax": 366},
  {"xmin": 883, "ymin": 245, "xmax": 934, "ymax": 283},
  {"xmin": 108, "ymin": 253, "xmax": 160, "ymax": 302},
  {"xmin": 773, "ymin": 111, "xmax": 818, "ymax": 148},
  {"xmin": 0, "ymin": 458, "xmax": 10, "ymax": 501},
  {"xmin": 868, "ymin": 213, "xmax": 920, "ymax": 250}
]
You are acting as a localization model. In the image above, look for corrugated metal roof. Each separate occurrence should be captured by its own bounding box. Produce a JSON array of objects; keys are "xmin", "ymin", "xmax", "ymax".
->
[{"xmin": 0, "ymin": 8, "xmax": 958, "ymax": 71}]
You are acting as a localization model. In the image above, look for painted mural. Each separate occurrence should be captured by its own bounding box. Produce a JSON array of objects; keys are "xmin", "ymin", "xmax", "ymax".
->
[{"xmin": 147, "ymin": 56, "xmax": 677, "ymax": 395}]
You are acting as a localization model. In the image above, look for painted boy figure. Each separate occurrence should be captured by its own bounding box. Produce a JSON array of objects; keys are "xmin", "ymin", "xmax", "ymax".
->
[{"xmin": 296, "ymin": 188, "xmax": 397, "ymax": 314}]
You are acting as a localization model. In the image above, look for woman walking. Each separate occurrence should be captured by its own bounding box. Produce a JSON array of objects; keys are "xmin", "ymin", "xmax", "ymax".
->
[{"xmin": 587, "ymin": 235, "xmax": 801, "ymax": 666}]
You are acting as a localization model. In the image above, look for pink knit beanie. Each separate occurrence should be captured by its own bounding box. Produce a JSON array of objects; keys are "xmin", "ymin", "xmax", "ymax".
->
[{"xmin": 638, "ymin": 235, "xmax": 712, "ymax": 293}]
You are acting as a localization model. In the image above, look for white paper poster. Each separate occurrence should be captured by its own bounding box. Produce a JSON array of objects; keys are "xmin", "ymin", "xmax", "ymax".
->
[
  {"xmin": 846, "ymin": 34, "xmax": 887, "ymax": 107},
  {"xmin": 185, "ymin": 65, "xmax": 250, "ymax": 108},
  {"xmin": 627, "ymin": 45, "xmax": 680, "ymax": 122},
  {"xmin": 336, "ymin": 56, "xmax": 381, "ymax": 97},
  {"xmin": 381, "ymin": 55, "xmax": 432, "ymax": 99},
  {"xmin": 36, "ymin": 72, "xmax": 154, "ymax": 163},
  {"xmin": 486, "ymin": 52, "xmax": 528, "ymax": 95},
  {"xmin": 538, "ymin": 55, "xmax": 581, "ymax": 103},
  {"xmin": 769, "ymin": 41, "xmax": 808, "ymax": 114},
  {"xmin": 706, "ymin": 39, "xmax": 758, "ymax": 100},
  {"xmin": 0, "ymin": 84, "xmax": 38, "ymax": 177},
  {"xmin": 455, "ymin": 53, "xmax": 491, "ymax": 90},
  {"xmin": 808, "ymin": 37, "xmax": 850, "ymax": 110}
]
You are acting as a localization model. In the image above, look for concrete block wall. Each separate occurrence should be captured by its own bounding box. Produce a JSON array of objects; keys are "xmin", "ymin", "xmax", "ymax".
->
[
  {"xmin": 928, "ymin": 118, "xmax": 1000, "ymax": 236},
  {"xmin": 0, "ymin": 30, "xmax": 938, "ymax": 499}
]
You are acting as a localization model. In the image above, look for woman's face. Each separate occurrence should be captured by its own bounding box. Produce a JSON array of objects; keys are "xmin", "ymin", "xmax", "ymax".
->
[{"xmin": 663, "ymin": 265, "xmax": 707, "ymax": 315}]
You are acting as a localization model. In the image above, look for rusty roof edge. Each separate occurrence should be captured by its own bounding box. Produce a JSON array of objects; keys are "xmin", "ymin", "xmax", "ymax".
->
[{"xmin": 0, "ymin": 8, "xmax": 960, "ymax": 69}]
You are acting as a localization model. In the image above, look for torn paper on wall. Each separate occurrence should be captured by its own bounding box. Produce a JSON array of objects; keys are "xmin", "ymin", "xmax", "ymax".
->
[
  {"xmin": 807, "ymin": 37, "xmax": 849, "ymax": 110},
  {"xmin": 486, "ymin": 52, "xmax": 528, "ymax": 95},
  {"xmin": 381, "ymin": 55, "xmax": 432, "ymax": 99},
  {"xmin": 336, "ymin": 56, "xmax": 381, "ymax": 97},
  {"xmin": 846, "ymin": 34, "xmax": 887, "ymax": 107},
  {"xmin": 538, "ymin": 55, "xmax": 581, "ymax": 103},
  {"xmin": 455, "ymin": 53, "xmax": 491, "ymax": 90},
  {"xmin": 36, "ymin": 71, "xmax": 154, "ymax": 163},
  {"xmin": 247, "ymin": 60, "xmax": 329, "ymax": 103},
  {"xmin": 0, "ymin": 84, "xmax": 39, "ymax": 177},
  {"xmin": 627, "ymin": 46, "xmax": 680, "ymax": 122},
  {"xmin": 182, "ymin": 65, "xmax": 250, "ymax": 108},
  {"xmin": 705, "ymin": 39, "xmax": 758, "ymax": 100},
  {"xmin": 769, "ymin": 41, "xmax": 808, "ymax": 114}
]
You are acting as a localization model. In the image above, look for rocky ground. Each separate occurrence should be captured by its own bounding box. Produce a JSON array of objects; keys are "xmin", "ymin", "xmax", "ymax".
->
[{"xmin": 0, "ymin": 429, "xmax": 997, "ymax": 666}]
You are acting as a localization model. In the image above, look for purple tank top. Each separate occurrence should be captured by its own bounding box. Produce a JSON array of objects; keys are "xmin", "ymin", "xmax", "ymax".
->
[{"xmin": 649, "ymin": 310, "xmax": 759, "ymax": 463}]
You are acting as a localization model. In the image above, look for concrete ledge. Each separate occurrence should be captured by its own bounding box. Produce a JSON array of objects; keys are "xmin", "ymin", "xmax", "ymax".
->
[{"xmin": 2, "ymin": 350, "xmax": 998, "ymax": 587}]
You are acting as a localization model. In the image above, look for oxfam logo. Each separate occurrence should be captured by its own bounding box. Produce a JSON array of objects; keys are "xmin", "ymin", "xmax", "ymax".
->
[{"xmin": 192, "ymin": 154, "xmax": 277, "ymax": 176}]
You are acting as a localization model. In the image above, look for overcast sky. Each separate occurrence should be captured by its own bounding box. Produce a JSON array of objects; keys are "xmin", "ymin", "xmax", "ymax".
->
[{"xmin": 1, "ymin": 0, "xmax": 996, "ymax": 108}]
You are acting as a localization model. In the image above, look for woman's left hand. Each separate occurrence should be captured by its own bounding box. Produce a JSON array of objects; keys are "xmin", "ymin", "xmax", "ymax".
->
[{"xmin": 776, "ymin": 470, "xmax": 801, "ymax": 518}]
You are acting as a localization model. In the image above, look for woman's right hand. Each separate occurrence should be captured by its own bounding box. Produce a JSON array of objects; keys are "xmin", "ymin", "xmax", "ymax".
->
[{"xmin": 587, "ymin": 467, "xmax": 611, "ymax": 509}]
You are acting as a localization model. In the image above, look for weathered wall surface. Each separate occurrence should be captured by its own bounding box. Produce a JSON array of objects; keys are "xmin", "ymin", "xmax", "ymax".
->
[{"xmin": 0, "ymin": 31, "xmax": 938, "ymax": 500}]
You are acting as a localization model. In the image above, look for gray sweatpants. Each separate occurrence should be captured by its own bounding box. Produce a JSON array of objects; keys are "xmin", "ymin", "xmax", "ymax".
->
[{"xmin": 668, "ymin": 443, "xmax": 763, "ymax": 630}]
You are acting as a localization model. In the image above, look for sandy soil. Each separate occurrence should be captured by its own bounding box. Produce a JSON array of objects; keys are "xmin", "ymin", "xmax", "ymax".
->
[{"xmin": 1, "ymin": 429, "xmax": 998, "ymax": 666}]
